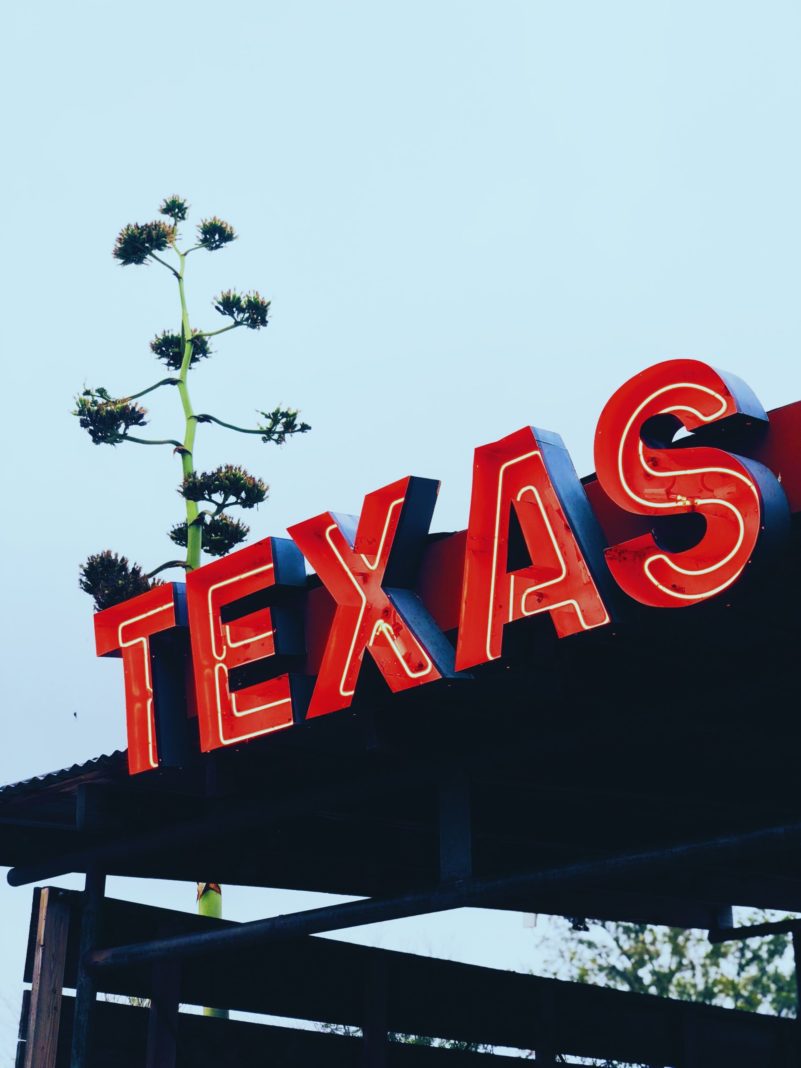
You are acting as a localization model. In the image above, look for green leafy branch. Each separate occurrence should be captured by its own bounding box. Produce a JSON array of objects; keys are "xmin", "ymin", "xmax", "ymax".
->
[{"xmin": 76, "ymin": 195, "xmax": 311, "ymax": 611}]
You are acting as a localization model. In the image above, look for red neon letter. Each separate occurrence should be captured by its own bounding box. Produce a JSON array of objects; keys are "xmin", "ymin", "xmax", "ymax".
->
[
  {"xmin": 95, "ymin": 584, "xmax": 185, "ymax": 775},
  {"xmin": 289, "ymin": 476, "xmax": 456, "ymax": 718},
  {"xmin": 593, "ymin": 358, "xmax": 788, "ymax": 607},
  {"xmin": 186, "ymin": 538, "xmax": 306, "ymax": 751},
  {"xmin": 455, "ymin": 427, "xmax": 611, "ymax": 671}
]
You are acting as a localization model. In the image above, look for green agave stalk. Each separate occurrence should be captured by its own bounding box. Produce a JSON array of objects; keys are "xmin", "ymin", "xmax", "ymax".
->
[
  {"xmin": 176, "ymin": 247, "xmax": 202, "ymax": 571},
  {"xmin": 75, "ymin": 196, "xmax": 311, "ymax": 1020},
  {"xmin": 75, "ymin": 196, "xmax": 310, "ymax": 608},
  {"xmin": 196, "ymin": 883, "xmax": 228, "ymax": 1019}
]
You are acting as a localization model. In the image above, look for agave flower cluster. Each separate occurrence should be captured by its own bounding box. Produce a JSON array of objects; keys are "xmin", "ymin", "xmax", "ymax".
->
[
  {"xmin": 79, "ymin": 551, "xmax": 154, "ymax": 611},
  {"xmin": 75, "ymin": 388, "xmax": 148, "ymax": 445},
  {"xmin": 181, "ymin": 464, "xmax": 268, "ymax": 509},
  {"xmin": 257, "ymin": 406, "xmax": 312, "ymax": 445},
  {"xmin": 76, "ymin": 196, "xmax": 311, "ymax": 611},
  {"xmin": 150, "ymin": 330, "xmax": 211, "ymax": 370},
  {"xmin": 169, "ymin": 513, "xmax": 250, "ymax": 558},
  {"xmin": 113, "ymin": 221, "xmax": 176, "ymax": 266},
  {"xmin": 213, "ymin": 289, "xmax": 272, "ymax": 330},
  {"xmin": 198, "ymin": 217, "xmax": 237, "ymax": 251}
]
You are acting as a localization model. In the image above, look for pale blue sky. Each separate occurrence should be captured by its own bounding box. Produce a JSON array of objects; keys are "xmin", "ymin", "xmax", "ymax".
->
[{"xmin": 1, "ymin": 0, "xmax": 801, "ymax": 1058}]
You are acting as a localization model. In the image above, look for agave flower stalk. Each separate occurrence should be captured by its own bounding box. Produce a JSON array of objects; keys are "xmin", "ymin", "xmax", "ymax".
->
[
  {"xmin": 75, "ymin": 197, "xmax": 311, "ymax": 1018},
  {"xmin": 176, "ymin": 246, "xmax": 203, "ymax": 571},
  {"xmin": 75, "ymin": 195, "xmax": 311, "ymax": 610},
  {"xmin": 196, "ymin": 883, "xmax": 228, "ymax": 1019}
]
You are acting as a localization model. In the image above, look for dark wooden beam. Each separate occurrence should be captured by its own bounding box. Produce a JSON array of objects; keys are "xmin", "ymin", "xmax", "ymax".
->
[
  {"xmin": 8, "ymin": 769, "xmax": 414, "ymax": 887},
  {"xmin": 30, "ymin": 890, "xmax": 799, "ymax": 1066},
  {"xmin": 54, "ymin": 997, "xmax": 531, "ymax": 1067},
  {"xmin": 87, "ymin": 819, "xmax": 801, "ymax": 972}
]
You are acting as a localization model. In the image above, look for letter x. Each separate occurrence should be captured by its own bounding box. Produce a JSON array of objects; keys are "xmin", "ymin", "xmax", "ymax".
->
[{"xmin": 289, "ymin": 476, "xmax": 456, "ymax": 718}]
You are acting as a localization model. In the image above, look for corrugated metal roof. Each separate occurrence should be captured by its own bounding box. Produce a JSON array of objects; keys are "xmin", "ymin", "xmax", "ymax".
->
[{"xmin": 0, "ymin": 750, "xmax": 126, "ymax": 800}]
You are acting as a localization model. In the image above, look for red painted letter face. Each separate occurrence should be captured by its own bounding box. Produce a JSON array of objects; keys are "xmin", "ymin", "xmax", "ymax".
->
[
  {"xmin": 95, "ymin": 584, "xmax": 186, "ymax": 775},
  {"xmin": 594, "ymin": 358, "xmax": 789, "ymax": 607},
  {"xmin": 455, "ymin": 426, "xmax": 611, "ymax": 671},
  {"xmin": 186, "ymin": 538, "xmax": 306, "ymax": 751},
  {"xmin": 289, "ymin": 476, "xmax": 457, "ymax": 718}
]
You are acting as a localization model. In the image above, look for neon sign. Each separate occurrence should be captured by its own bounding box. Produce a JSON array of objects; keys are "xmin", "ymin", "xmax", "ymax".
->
[
  {"xmin": 94, "ymin": 359, "xmax": 794, "ymax": 774},
  {"xmin": 455, "ymin": 426, "xmax": 612, "ymax": 671},
  {"xmin": 288, "ymin": 477, "xmax": 458, "ymax": 719},
  {"xmin": 594, "ymin": 360, "xmax": 788, "ymax": 607}
]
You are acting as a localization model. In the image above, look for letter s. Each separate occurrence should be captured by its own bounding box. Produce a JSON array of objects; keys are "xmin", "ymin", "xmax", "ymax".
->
[{"xmin": 594, "ymin": 359, "xmax": 788, "ymax": 607}]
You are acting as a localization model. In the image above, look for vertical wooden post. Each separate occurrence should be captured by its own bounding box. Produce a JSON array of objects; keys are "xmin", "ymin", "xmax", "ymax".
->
[
  {"xmin": 23, "ymin": 888, "xmax": 70, "ymax": 1068},
  {"xmin": 680, "ymin": 1014, "xmax": 700, "ymax": 1068},
  {"xmin": 16, "ymin": 991, "xmax": 31, "ymax": 1068},
  {"xmin": 439, "ymin": 772, "xmax": 472, "ymax": 882},
  {"xmin": 362, "ymin": 957, "xmax": 387, "ymax": 1068},
  {"xmin": 69, "ymin": 868, "xmax": 106, "ymax": 1068},
  {"xmin": 534, "ymin": 987, "xmax": 557, "ymax": 1066},
  {"xmin": 145, "ymin": 958, "xmax": 181, "ymax": 1068},
  {"xmin": 791, "ymin": 928, "xmax": 801, "ymax": 1067}
]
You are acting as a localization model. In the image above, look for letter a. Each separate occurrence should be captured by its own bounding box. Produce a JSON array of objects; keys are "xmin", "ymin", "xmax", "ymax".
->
[{"xmin": 456, "ymin": 426, "xmax": 611, "ymax": 671}]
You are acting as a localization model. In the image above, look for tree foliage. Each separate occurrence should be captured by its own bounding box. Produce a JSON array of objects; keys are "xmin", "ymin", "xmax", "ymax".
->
[
  {"xmin": 318, "ymin": 1022, "xmax": 489, "ymax": 1054},
  {"xmin": 522, "ymin": 912, "xmax": 799, "ymax": 1066},
  {"xmin": 75, "ymin": 195, "xmax": 310, "ymax": 610},
  {"xmin": 556, "ymin": 916, "xmax": 796, "ymax": 1017}
]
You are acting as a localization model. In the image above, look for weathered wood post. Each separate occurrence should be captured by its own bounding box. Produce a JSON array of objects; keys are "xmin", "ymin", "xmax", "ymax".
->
[
  {"xmin": 145, "ymin": 956, "xmax": 181, "ymax": 1068},
  {"xmin": 362, "ymin": 956, "xmax": 387, "ymax": 1068},
  {"xmin": 792, "ymin": 928, "xmax": 801, "ymax": 1068},
  {"xmin": 69, "ymin": 868, "xmax": 106, "ymax": 1068},
  {"xmin": 23, "ymin": 888, "xmax": 70, "ymax": 1068}
]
